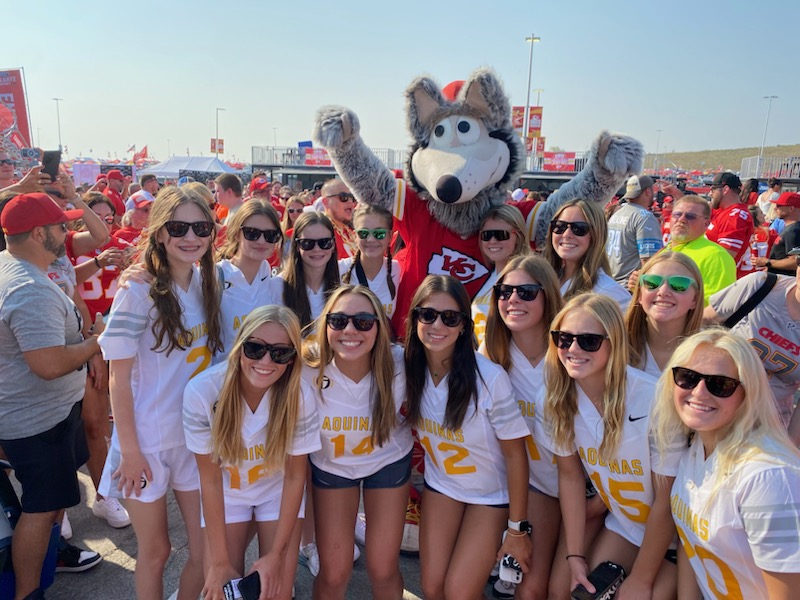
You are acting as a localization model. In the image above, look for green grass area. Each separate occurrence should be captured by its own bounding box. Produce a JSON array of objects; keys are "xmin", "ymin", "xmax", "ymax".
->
[{"xmin": 646, "ymin": 144, "xmax": 800, "ymax": 173}]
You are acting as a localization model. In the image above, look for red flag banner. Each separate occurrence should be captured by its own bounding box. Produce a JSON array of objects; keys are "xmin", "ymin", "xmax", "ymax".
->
[
  {"xmin": 543, "ymin": 152, "xmax": 576, "ymax": 172},
  {"xmin": 210, "ymin": 138, "xmax": 216, "ymax": 153},
  {"xmin": 133, "ymin": 146, "xmax": 148, "ymax": 162},
  {"xmin": 535, "ymin": 137, "xmax": 546, "ymax": 155},
  {"xmin": 0, "ymin": 69, "xmax": 32, "ymax": 151},
  {"xmin": 304, "ymin": 148, "xmax": 331, "ymax": 166},
  {"xmin": 527, "ymin": 107, "xmax": 543, "ymax": 138}
]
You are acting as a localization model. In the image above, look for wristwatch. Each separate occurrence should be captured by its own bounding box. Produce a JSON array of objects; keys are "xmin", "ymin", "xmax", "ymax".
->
[
  {"xmin": 766, "ymin": 260, "xmax": 773, "ymax": 268},
  {"xmin": 508, "ymin": 519, "xmax": 532, "ymax": 535}
]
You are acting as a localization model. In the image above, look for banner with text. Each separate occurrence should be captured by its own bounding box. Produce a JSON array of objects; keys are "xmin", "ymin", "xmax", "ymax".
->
[
  {"xmin": 304, "ymin": 147, "xmax": 331, "ymax": 166},
  {"xmin": 0, "ymin": 68, "xmax": 32, "ymax": 153},
  {"xmin": 512, "ymin": 106, "xmax": 543, "ymax": 152},
  {"xmin": 543, "ymin": 152, "xmax": 576, "ymax": 172},
  {"xmin": 210, "ymin": 138, "xmax": 224, "ymax": 154}
]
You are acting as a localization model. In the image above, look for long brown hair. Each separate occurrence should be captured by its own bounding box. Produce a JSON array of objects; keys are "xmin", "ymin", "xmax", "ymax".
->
[
  {"xmin": 211, "ymin": 305, "xmax": 302, "ymax": 470},
  {"xmin": 142, "ymin": 185, "xmax": 222, "ymax": 356},
  {"xmin": 217, "ymin": 200, "xmax": 282, "ymax": 261}
]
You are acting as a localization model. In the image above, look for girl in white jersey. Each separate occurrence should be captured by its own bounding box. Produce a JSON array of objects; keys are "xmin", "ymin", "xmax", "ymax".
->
[
  {"xmin": 544, "ymin": 198, "xmax": 630, "ymax": 311},
  {"xmin": 472, "ymin": 204, "xmax": 531, "ymax": 346},
  {"xmin": 304, "ymin": 285, "xmax": 413, "ymax": 599},
  {"xmin": 652, "ymin": 329, "xmax": 800, "ymax": 600},
  {"xmin": 481, "ymin": 255, "xmax": 567, "ymax": 600},
  {"xmin": 272, "ymin": 211, "xmax": 339, "ymax": 335},
  {"xmin": 339, "ymin": 204, "xmax": 400, "ymax": 320},
  {"xmin": 404, "ymin": 275, "xmax": 532, "ymax": 599},
  {"xmin": 626, "ymin": 252, "xmax": 703, "ymax": 378},
  {"xmin": 98, "ymin": 186, "xmax": 223, "ymax": 600},
  {"xmin": 183, "ymin": 305, "xmax": 319, "ymax": 600},
  {"xmin": 216, "ymin": 201, "xmax": 282, "ymax": 358},
  {"xmin": 545, "ymin": 293, "xmax": 683, "ymax": 600}
]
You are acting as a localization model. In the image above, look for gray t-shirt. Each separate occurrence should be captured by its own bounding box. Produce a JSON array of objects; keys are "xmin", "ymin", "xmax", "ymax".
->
[
  {"xmin": 709, "ymin": 271, "xmax": 800, "ymax": 425},
  {"xmin": 606, "ymin": 203, "xmax": 663, "ymax": 283},
  {"xmin": 0, "ymin": 251, "xmax": 86, "ymax": 439}
]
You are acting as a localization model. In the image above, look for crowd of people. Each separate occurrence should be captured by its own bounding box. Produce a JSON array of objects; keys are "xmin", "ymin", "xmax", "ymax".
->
[{"xmin": 0, "ymin": 154, "xmax": 799, "ymax": 600}]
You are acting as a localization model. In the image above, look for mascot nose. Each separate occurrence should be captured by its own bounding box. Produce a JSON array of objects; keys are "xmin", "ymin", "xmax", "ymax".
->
[{"xmin": 435, "ymin": 175, "xmax": 462, "ymax": 204}]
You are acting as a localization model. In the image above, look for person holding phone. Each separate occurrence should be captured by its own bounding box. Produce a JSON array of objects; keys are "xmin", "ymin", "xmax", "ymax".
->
[{"xmin": 184, "ymin": 305, "xmax": 318, "ymax": 600}]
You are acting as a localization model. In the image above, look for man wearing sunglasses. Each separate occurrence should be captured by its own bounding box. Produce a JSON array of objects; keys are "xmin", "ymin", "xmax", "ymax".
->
[
  {"xmin": 607, "ymin": 175, "xmax": 663, "ymax": 284},
  {"xmin": 0, "ymin": 193, "xmax": 106, "ymax": 598},
  {"xmin": 321, "ymin": 178, "xmax": 357, "ymax": 257},
  {"xmin": 0, "ymin": 150, "xmax": 17, "ymax": 190},
  {"xmin": 705, "ymin": 172, "xmax": 754, "ymax": 279}
]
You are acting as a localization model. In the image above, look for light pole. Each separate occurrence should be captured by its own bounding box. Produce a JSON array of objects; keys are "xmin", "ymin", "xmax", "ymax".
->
[
  {"xmin": 533, "ymin": 88, "xmax": 544, "ymax": 107},
  {"xmin": 758, "ymin": 96, "xmax": 778, "ymax": 178},
  {"xmin": 215, "ymin": 107, "xmax": 226, "ymax": 157},
  {"xmin": 53, "ymin": 98, "xmax": 63, "ymax": 152},
  {"xmin": 523, "ymin": 34, "xmax": 541, "ymax": 156},
  {"xmin": 655, "ymin": 129, "xmax": 663, "ymax": 174}
]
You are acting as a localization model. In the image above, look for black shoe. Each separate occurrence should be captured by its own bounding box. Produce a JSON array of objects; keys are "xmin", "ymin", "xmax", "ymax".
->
[{"xmin": 55, "ymin": 540, "xmax": 102, "ymax": 573}]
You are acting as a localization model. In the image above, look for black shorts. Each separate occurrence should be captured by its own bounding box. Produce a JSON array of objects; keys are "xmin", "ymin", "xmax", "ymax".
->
[
  {"xmin": 311, "ymin": 451, "xmax": 413, "ymax": 490},
  {"xmin": 0, "ymin": 401, "xmax": 89, "ymax": 513}
]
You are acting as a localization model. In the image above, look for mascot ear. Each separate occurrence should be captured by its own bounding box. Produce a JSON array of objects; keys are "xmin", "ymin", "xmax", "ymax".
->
[
  {"xmin": 406, "ymin": 77, "xmax": 446, "ymax": 143},
  {"xmin": 461, "ymin": 68, "xmax": 512, "ymax": 131}
]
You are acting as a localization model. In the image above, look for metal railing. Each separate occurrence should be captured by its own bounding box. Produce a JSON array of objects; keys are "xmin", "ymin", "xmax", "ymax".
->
[
  {"xmin": 741, "ymin": 156, "xmax": 800, "ymax": 180},
  {"xmin": 251, "ymin": 146, "xmax": 407, "ymax": 170}
]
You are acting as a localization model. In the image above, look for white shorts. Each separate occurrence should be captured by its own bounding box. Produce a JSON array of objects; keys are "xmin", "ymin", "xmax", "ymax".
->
[
  {"xmin": 201, "ymin": 495, "xmax": 306, "ymax": 527},
  {"xmin": 99, "ymin": 444, "xmax": 200, "ymax": 503}
]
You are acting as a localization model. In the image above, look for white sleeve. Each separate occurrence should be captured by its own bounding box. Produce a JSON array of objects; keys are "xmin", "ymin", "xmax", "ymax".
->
[
  {"xmin": 182, "ymin": 377, "xmax": 213, "ymax": 455},
  {"xmin": 98, "ymin": 283, "xmax": 149, "ymax": 360},
  {"xmin": 290, "ymin": 380, "xmax": 322, "ymax": 456},
  {"xmin": 649, "ymin": 428, "xmax": 686, "ymax": 476},
  {"xmin": 484, "ymin": 370, "xmax": 531, "ymax": 441}
]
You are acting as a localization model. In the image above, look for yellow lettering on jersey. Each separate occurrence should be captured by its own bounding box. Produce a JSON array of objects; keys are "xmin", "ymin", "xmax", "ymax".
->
[
  {"xmin": 359, "ymin": 417, "xmax": 369, "ymax": 431},
  {"xmin": 418, "ymin": 435, "xmax": 475, "ymax": 475},
  {"xmin": 383, "ymin": 303, "xmax": 393, "ymax": 316},
  {"xmin": 579, "ymin": 447, "xmax": 643, "ymax": 480},
  {"xmin": 631, "ymin": 460, "xmax": 643, "ymax": 476},
  {"xmin": 233, "ymin": 316, "xmax": 242, "ymax": 331},
  {"xmin": 420, "ymin": 418, "xmax": 465, "ymax": 444},
  {"xmin": 675, "ymin": 524, "xmax": 742, "ymax": 598},
  {"xmin": 589, "ymin": 471, "xmax": 649, "ymax": 523},
  {"xmin": 321, "ymin": 416, "xmax": 371, "ymax": 431},
  {"xmin": 322, "ymin": 417, "xmax": 331, "ymax": 430},
  {"xmin": 671, "ymin": 494, "xmax": 710, "ymax": 542},
  {"xmin": 517, "ymin": 400, "xmax": 535, "ymax": 418}
]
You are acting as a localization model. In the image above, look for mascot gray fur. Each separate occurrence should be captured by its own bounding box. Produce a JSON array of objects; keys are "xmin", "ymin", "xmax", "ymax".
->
[{"xmin": 313, "ymin": 67, "xmax": 644, "ymax": 331}]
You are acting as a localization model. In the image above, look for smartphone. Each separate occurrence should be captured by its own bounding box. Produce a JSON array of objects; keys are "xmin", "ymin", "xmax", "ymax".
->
[
  {"xmin": 498, "ymin": 553, "xmax": 523, "ymax": 584},
  {"xmin": 41, "ymin": 150, "xmax": 61, "ymax": 183},
  {"xmin": 237, "ymin": 571, "xmax": 261, "ymax": 600},
  {"xmin": 570, "ymin": 561, "xmax": 626, "ymax": 600}
]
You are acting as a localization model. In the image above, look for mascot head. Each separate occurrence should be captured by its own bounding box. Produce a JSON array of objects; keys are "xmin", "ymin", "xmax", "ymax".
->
[{"xmin": 405, "ymin": 68, "xmax": 524, "ymax": 207}]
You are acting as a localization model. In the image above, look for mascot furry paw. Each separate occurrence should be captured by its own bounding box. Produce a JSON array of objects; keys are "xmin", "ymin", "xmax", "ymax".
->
[{"xmin": 313, "ymin": 67, "xmax": 644, "ymax": 332}]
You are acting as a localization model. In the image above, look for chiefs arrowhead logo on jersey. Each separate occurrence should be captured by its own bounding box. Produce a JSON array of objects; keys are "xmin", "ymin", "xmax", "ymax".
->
[{"xmin": 428, "ymin": 248, "xmax": 489, "ymax": 284}]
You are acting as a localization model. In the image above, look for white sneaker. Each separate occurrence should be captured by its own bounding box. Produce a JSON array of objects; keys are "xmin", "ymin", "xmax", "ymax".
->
[
  {"xmin": 61, "ymin": 512, "xmax": 72, "ymax": 540},
  {"xmin": 300, "ymin": 542, "xmax": 320, "ymax": 577},
  {"xmin": 92, "ymin": 497, "xmax": 131, "ymax": 528},
  {"xmin": 492, "ymin": 578, "xmax": 517, "ymax": 599},
  {"xmin": 354, "ymin": 512, "xmax": 367, "ymax": 546},
  {"xmin": 353, "ymin": 543, "xmax": 360, "ymax": 562}
]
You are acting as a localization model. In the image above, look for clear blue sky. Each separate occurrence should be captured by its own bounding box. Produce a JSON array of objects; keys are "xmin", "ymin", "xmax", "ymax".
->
[{"xmin": 6, "ymin": 0, "xmax": 799, "ymax": 163}]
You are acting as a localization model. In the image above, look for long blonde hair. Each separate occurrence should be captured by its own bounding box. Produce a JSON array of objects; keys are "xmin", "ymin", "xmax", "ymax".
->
[
  {"xmin": 217, "ymin": 200, "xmax": 282, "ymax": 261},
  {"xmin": 484, "ymin": 255, "xmax": 562, "ymax": 371},
  {"xmin": 545, "ymin": 293, "xmax": 629, "ymax": 462},
  {"xmin": 210, "ymin": 305, "xmax": 302, "ymax": 471},
  {"xmin": 544, "ymin": 198, "xmax": 610, "ymax": 300},
  {"xmin": 305, "ymin": 285, "xmax": 399, "ymax": 447},
  {"xmin": 478, "ymin": 204, "xmax": 532, "ymax": 267},
  {"xmin": 625, "ymin": 252, "xmax": 704, "ymax": 369},
  {"xmin": 652, "ymin": 329, "xmax": 800, "ymax": 496}
]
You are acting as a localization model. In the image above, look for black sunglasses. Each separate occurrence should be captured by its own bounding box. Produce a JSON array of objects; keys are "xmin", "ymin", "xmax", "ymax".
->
[
  {"xmin": 242, "ymin": 340, "xmax": 297, "ymax": 364},
  {"xmin": 326, "ymin": 312, "xmax": 378, "ymax": 331},
  {"xmin": 671, "ymin": 366, "xmax": 741, "ymax": 398},
  {"xmin": 164, "ymin": 220, "xmax": 214, "ymax": 238},
  {"xmin": 241, "ymin": 226, "xmax": 281, "ymax": 243},
  {"xmin": 550, "ymin": 220, "xmax": 591, "ymax": 236},
  {"xmin": 329, "ymin": 192, "xmax": 356, "ymax": 203},
  {"xmin": 356, "ymin": 228, "xmax": 388, "ymax": 240},
  {"xmin": 671, "ymin": 211, "xmax": 702, "ymax": 222},
  {"xmin": 480, "ymin": 229, "xmax": 512, "ymax": 242},
  {"xmin": 0, "ymin": 159, "xmax": 16, "ymax": 166},
  {"xmin": 494, "ymin": 283, "xmax": 543, "ymax": 302},
  {"xmin": 550, "ymin": 330, "xmax": 608, "ymax": 352},
  {"xmin": 413, "ymin": 307, "xmax": 466, "ymax": 328},
  {"xmin": 296, "ymin": 237, "xmax": 334, "ymax": 251},
  {"xmin": 287, "ymin": 208, "xmax": 304, "ymax": 214}
]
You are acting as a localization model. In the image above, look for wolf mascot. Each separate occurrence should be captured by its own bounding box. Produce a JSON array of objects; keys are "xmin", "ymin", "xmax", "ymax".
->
[{"xmin": 314, "ymin": 68, "xmax": 643, "ymax": 332}]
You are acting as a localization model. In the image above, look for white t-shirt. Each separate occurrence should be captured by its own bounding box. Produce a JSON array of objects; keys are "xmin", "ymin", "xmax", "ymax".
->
[
  {"xmin": 418, "ymin": 352, "xmax": 530, "ymax": 505},
  {"xmin": 560, "ymin": 270, "xmax": 631, "ymax": 312},
  {"xmin": 337, "ymin": 258, "xmax": 401, "ymax": 318},
  {"xmin": 46, "ymin": 255, "xmax": 77, "ymax": 298},
  {"xmin": 640, "ymin": 343, "xmax": 663, "ymax": 379},
  {"xmin": 671, "ymin": 436, "xmax": 800, "ymax": 599},
  {"xmin": 99, "ymin": 267, "xmax": 214, "ymax": 453},
  {"xmin": 217, "ymin": 259, "xmax": 277, "ymax": 361},
  {"xmin": 269, "ymin": 274, "xmax": 328, "ymax": 328},
  {"xmin": 304, "ymin": 345, "xmax": 412, "ymax": 479},
  {"xmin": 471, "ymin": 269, "xmax": 500, "ymax": 347},
  {"xmin": 505, "ymin": 341, "xmax": 559, "ymax": 497},
  {"xmin": 546, "ymin": 367, "xmax": 684, "ymax": 547},
  {"xmin": 183, "ymin": 362, "xmax": 321, "ymax": 513}
]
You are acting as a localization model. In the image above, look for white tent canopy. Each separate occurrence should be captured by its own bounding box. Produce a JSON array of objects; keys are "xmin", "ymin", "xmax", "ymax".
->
[{"xmin": 138, "ymin": 156, "xmax": 237, "ymax": 178}]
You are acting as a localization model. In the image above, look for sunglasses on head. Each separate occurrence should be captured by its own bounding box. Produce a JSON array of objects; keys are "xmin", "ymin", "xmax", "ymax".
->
[
  {"xmin": 671, "ymin": 211, "xmax": 702, "ymax": 222},
  {"xmin": 413, "ymin": 307, "xmax": 466, "ymax": 328},
  {"xmin": 672, "ymin": 366, "xmax": 741, "ymax": 398},
  {"xmin": 480, "ymin": 229, "xmax": 512, "ymax": 242},
  {"xmin": 242, "ymin": 340, "xmax": 297, "ymax": 364},
  {"xmin": 329, "ymin": 192, "xmax": 356, "ymax": 203},
  {"xmin": 550, "ymin": 330, "xmax": 608, "ymax": 352},
  {"xmin": 164, "ymin": 220, "xmax": 214, "ymax": 238},
  {"xmin": 550, "ymin": 220, "xmax": 590, "ymax": 236},
  {"xmin": 0, "ymin": 159, "xmax": 16, "ymax": 166},
  {"xmin": 326, "ymin": 312, "xmax": 378, "ymax": 331},
  {"xmin": 241, "ymin": 226, "xmax": 281, "ymax": 243},
  {"xmin": 356, "ymin": 228, "xmax": 388, "ymax": 240},
  {"xmin": 639, "ymin": 274, "xmax": 696, "ymax": 293},
  {"xmin": 296, "ymin": 237, "xmax": 334, "ymax": 251},
  {"xmin": 494, "ymin": 283, "xmax": 543, "ymax": 302}
]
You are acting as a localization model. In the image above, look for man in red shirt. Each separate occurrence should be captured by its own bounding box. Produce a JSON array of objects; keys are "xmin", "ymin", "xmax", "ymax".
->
[
  {"xmin": 706, "ymin": 172, "xmax": 754, "ymax": 278},
  {"xmin": 102, "ymin": 170, "xmax": 127, "ymax": 224},
  {"xmin": 113, "ymin": 190, "xmax": 153, "ymax": 247}
]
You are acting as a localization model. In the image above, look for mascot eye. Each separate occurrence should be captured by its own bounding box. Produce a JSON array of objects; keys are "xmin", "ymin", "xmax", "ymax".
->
[
  {"xmin": 456, "ymin": 118, "xmax": 480, "ymax": 145},
  {"xmin": 430, "ymin": 119, "xmax": 453, "ymax": 148}
]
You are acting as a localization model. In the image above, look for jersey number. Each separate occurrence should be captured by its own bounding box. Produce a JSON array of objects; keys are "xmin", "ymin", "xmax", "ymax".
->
[
  {"xmin": 186, "ymin": 347, "xmax": 212, "ymax": 379},
  {"xmin": 589, "ymin": 472, "xmax": 650, "ymax": 523},
  {"xmin": 329, "ymin": 434, "xmax": 374, "ymax": 458},
  {"xmin": 750, "ymin": 339, "xmax": 798, "ymax": 377},
  {"xmin": 419, "ymin": 436, "xmax": 476, "ymax": 475},
  {"xmin": 224, "ymin": 464, "xmax": 269, "ymax": 490},
  {"xmin": 675, "ymin": 524, "xmax": 743, "ymax": 598}
]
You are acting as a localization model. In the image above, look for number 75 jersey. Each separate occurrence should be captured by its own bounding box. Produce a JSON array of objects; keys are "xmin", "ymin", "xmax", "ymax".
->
[{"xmin": 417, "ymin": 353, "xmax": 530, "ymax": 505}]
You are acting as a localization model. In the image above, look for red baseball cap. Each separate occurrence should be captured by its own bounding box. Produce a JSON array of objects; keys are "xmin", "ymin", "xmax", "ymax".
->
[
  {"xmin": 1, "ymin": 193, "xmax": 84, "ymax": 235},
  {"xmin": 96, "ymin": 174, "xmax": 108, "ymax": 182},
  {"xmin": 106, "ymin": 169, "xmax": 124, "ymax": 181},
  {"xmin": 772, "ymin": 192, "xmax": 800, "ymax": 208},
  {"xmin": 251, "ymin": 177, "xmax": 269, "ymax": 192}
]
